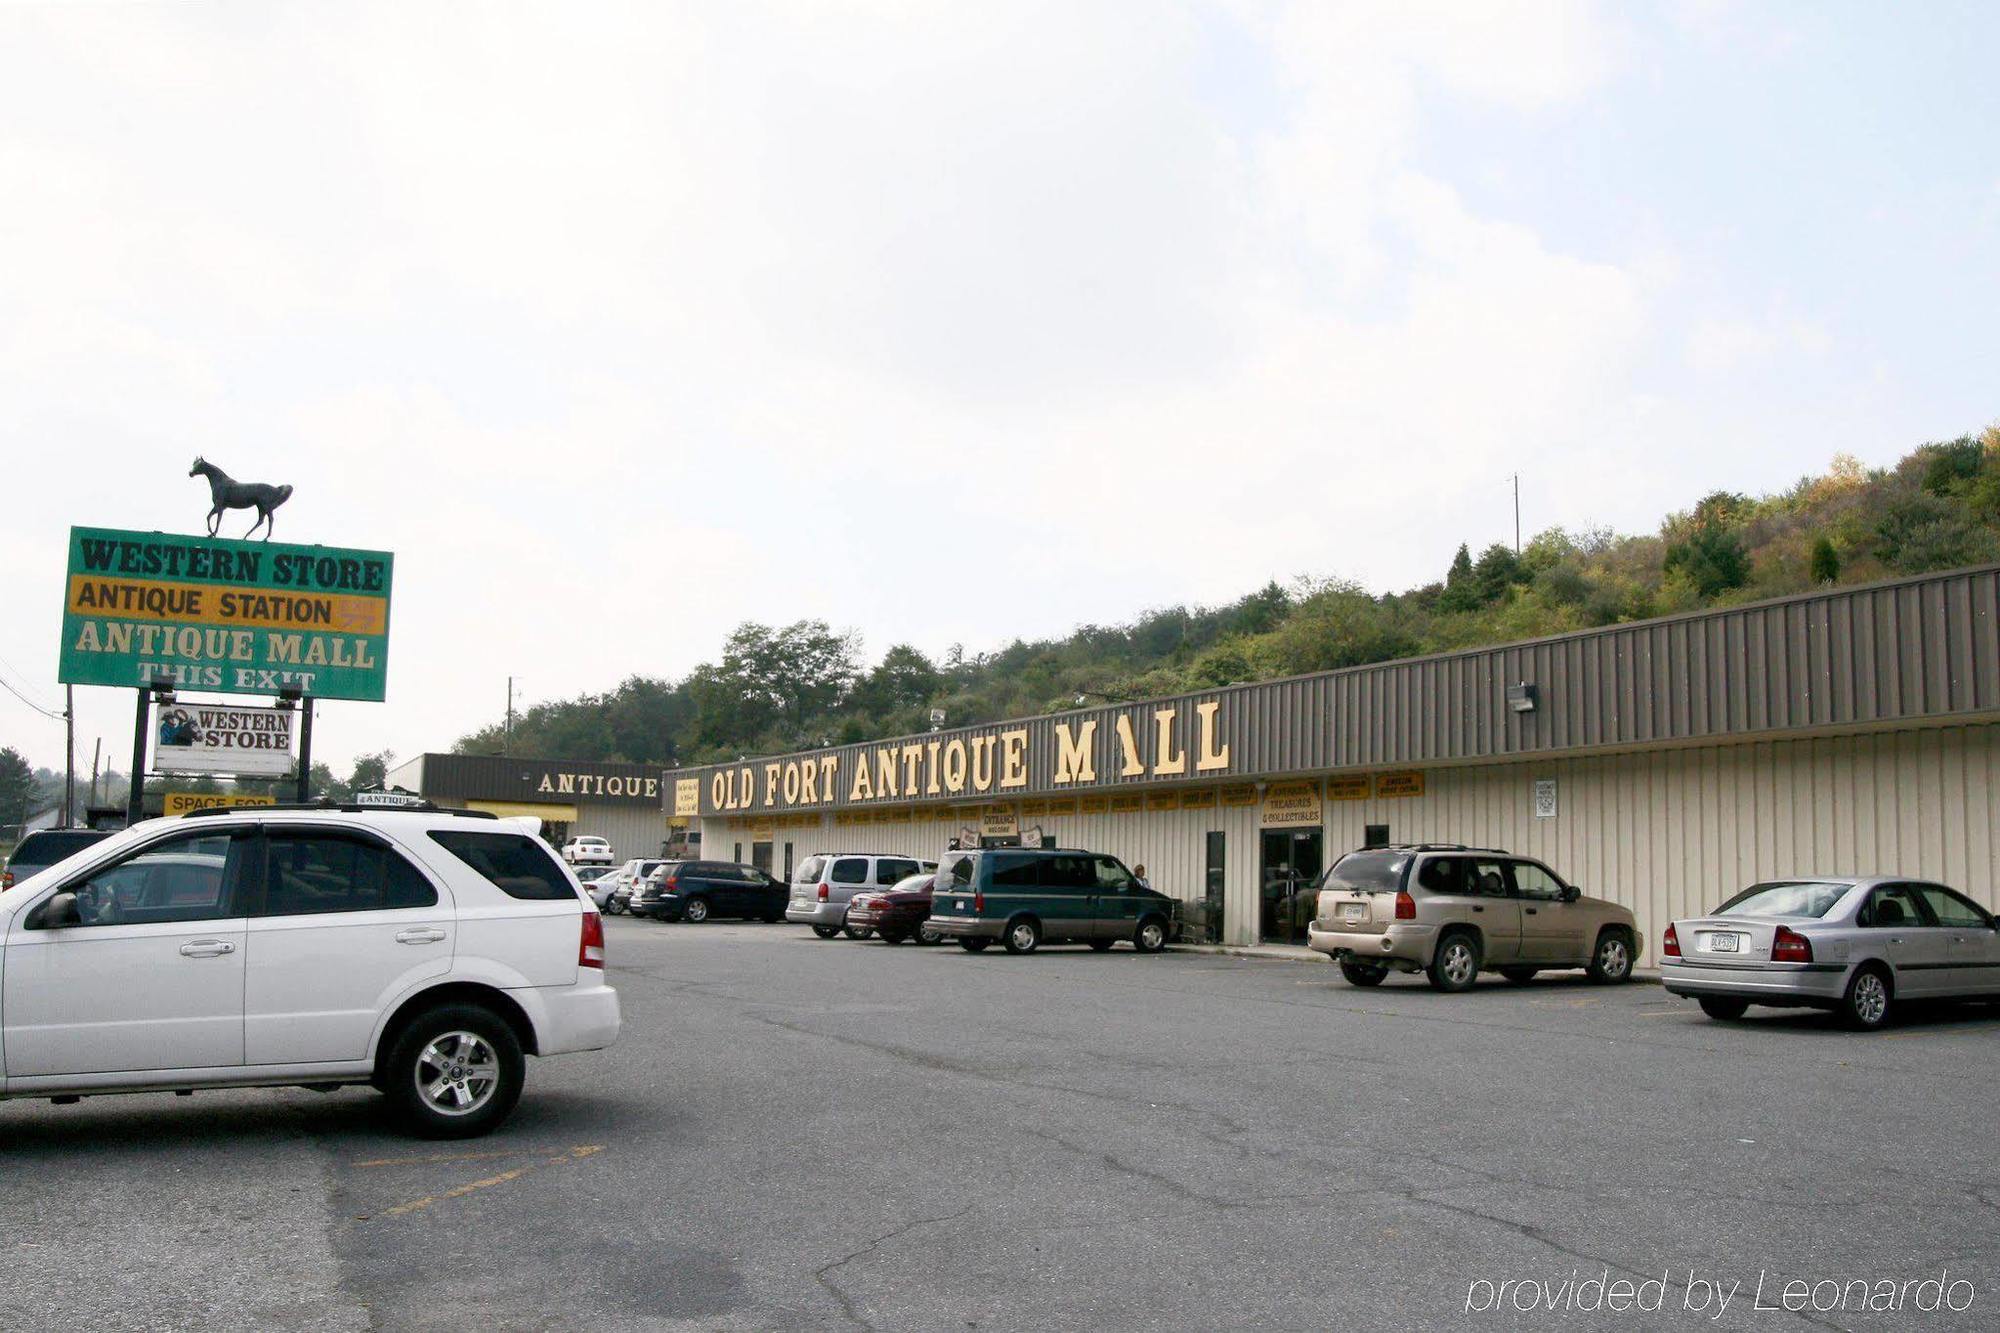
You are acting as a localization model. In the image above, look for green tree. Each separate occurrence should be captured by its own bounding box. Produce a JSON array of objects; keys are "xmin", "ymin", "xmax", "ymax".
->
[
  {"xmin": 0, "ymin": 747, "xmax": 35, "ymax": 828},
  {"xmin": 1437, "ymin": 543, "xmax": 1479, "ymax": 613},
  {"xmin": 1662, "ymin": 524, "xmax": 1749, "ymax": 598},
  {"xmin": 687, "ymin": 620, "xmax": 860, "ymax": 754},
  {"xmin": 1809, "ymin": 536, "xmax": 1840, "ymax": 584},
  {"xmin": 850, "ymin": 645, "xmax": 942, "ymax": 722},
  {"xmin": 1470, "ymin": 543, "xmax": 1525, "ymax": 605}
]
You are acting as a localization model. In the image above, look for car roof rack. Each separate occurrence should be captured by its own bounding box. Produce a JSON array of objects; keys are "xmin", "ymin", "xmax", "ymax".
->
[
  {"xmin": 1370, "ymin": 842, "xmax": 1510, "ymax": 854},
  {"xmin": 180, "ymin": 801, "xmax": 498, "ymax": 819}
]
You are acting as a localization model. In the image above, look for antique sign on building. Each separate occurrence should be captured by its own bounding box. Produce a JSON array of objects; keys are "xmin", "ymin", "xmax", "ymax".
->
[
  {"xmin": 155, "ymin": 701, "xmax": 296, "ymax": 776},
  {"xmin": 386, "ymin": 753, "xmax": 676, "ymax": 862},
  {"xmin": 58, "ymin": 526, "xmax": 395, "ymax": 701}
]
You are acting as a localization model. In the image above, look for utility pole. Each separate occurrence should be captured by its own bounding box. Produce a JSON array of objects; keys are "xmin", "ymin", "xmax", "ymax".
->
[
  {"xmin": 90, "ymin": 738, "xmax": 101, "ymax": 807},
  {"xmin": 1512, "ymin": 474, "xmax": 1522, "ymax": 554},
  {"xmin": 505, "ymin": 676, "xmax": 515, "ymax": 755},
  {"xmin": 63, "ymin": 685, "xmax": 75, "ymax": 827}
]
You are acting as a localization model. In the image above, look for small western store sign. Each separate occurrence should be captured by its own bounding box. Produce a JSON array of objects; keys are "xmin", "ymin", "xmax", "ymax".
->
[
  {"xmin": 156, "ymin": 702, "xmax": 296, "ymax": 776},
  {"xmin": 59, "ymin": 527, "xmax": 394, "ymax": 700}
]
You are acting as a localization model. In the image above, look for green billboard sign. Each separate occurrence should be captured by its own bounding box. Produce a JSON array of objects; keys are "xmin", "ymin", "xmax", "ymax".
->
[{"xmin": 58, "ymin": 526, "xmax": 394, "ymax": 701}]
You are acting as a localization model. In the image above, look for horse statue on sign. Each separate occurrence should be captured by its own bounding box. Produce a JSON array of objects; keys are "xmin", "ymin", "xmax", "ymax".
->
[{"xmin": 189, "ymin": 457, "xmax": 294, "ymax": 541}]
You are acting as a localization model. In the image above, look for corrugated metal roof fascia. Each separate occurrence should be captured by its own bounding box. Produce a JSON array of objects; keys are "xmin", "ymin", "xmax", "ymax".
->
[{"xmin": 661, "ymin": 565, "xmax": 2000, "ymax": 789}]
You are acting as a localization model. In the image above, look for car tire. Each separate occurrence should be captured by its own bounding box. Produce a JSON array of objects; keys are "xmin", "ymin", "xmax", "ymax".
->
[
  {"xmin": 1839, "ymin": 965, "xmax": 1894, "ymax": 1031},
  {"xmin": 960, "ymin": 938, "xmax": 990, "ymax": 952},
  {"xmin": 1003, "ymin": 917, "xmax": 1041, "ymax": 955},
  {"xmin": 1087, "ymin": 939, "xmax": 1114, "ymax": 952},
  {"xmin": 1697, "ymin": 996, "xmax": 1750, "ymax": 1021},
  {"xmin": 842, "ymin": 923, "xmax": 874, "ymax": 941},
  {"xmin": 918, "ymin": 924, "xmax": 942, "ymax": 946},
  {"xmin": 1339, "ymin": 958, "xmax": 1389, "ymax": 987},
  {"xmin": 879, "ymin": 929, "xmax": 908, "ymax": 945},
  {"xmin": 811, "ymin": 924, "xmax": 841, "ymax": 939},
  {"xmin": 382, "ymin": 1004, "xmax": 524, "ymax": 1140},
  {"xmin": 1427, "ymin": 930, "xmax": 1482, "ymax": 992},
  {"xmin": 1586, "ymin": 929, "xmax": 1635, "ymax": 984},
  {"xmin": 682, "ymin": 897, "xmax": 710, "ymax": 924},
  {"xmin": 1132, "ymin": 916, "xmax": 1169, "ymax": 954},
  {"xmin": 763, "ymin": 913, "xmax": 783, "ymax": 924},
  {"xmin": 1498, "ymin": 966, "xmax": 1538, "ymax": 984}
]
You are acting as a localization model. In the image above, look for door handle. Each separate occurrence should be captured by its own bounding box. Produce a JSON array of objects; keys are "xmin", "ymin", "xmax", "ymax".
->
[
  {"xmin": 179, "ymin": 940, "xmax": 236, "ymax": 957},
  {"xmin": 1472, "ymin": 905, "xmax": 1484, "ymax": 913},
  {"xmin": 396, "ymin": 927, "xmax": 447, "ymax": 945}
]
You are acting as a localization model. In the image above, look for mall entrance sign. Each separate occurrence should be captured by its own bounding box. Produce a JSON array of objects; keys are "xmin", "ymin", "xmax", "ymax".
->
[{"xmin": 58, "ymin": 527, "xmax": 394, "ymax": 701}]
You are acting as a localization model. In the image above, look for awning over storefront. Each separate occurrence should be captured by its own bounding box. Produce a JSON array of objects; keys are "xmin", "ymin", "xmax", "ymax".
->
[{"xmin": 466, "ymin": 800, "xmax": 580, "ymax": 820}]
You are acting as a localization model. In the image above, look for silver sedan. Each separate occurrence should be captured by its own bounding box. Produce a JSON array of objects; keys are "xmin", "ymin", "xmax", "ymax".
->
[{"xmin": 1662, "ymin": 877, "xmax": 2000, "ymax": 1029}]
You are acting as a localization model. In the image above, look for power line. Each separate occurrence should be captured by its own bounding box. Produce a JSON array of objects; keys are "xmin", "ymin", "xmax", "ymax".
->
[{"xmin": 0, "ymin": 671, "xmax": 64, "ymax": 722}]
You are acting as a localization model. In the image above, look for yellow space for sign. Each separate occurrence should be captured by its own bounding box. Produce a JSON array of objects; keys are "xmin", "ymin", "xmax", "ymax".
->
[
  {"xmin": 1374, "ymin": 770, "xmax": 1426, "ymax": 799},
  {"xmin": 165, "ymin": 791, "xmax": 277, "ymax": 816}
]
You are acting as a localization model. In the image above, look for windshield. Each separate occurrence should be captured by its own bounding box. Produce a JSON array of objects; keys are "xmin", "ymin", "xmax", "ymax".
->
[
  {"xmin": 1321, "ymin": 850, "xmax": 1410, "ymax": 893},
  {"xmin": 1716, "ymin": 880, "xmax": 1854, "ymax": 919}
]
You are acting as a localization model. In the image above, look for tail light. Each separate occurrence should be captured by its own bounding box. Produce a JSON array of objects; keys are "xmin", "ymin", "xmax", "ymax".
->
[
  {"xmin": 817, "ymin": 882, "xmax": 830, "ymax": 902},
  {"xmin": 579, "ymin": 910, "xmax": 605, "ymax": 969},
  {"xmin": 1772, "ymin": 925, "xmax": 1813, "ymax": 963},
  {"xmin": 1393, "ymin": 891, "xmax": 1416, "ymax": 921},
  {"xmin": 1663, "ymin": 924, "xmax": 1680, "ymax": 958},
  {"xmin": 663, "ymin": 872, "xmax": 680, "ymax": 890},
  {"xmin": 974, "ymin": 886, "xmax": 985, "ymax": 913},
  {"xmin": 1, "ymin": 870, "xmax": 13, "ymax": 891}
]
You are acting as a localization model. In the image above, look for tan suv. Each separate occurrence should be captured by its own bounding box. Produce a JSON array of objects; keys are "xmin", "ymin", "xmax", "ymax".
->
[{"xmin": 1305, "ymin": 844, "xmax": 1639, "ymax": 990}]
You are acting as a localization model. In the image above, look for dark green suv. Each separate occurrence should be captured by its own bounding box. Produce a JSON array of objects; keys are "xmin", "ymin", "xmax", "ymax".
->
[{"xmin": 928, "ymin": 848, "xmax": 1178, "ymax": 955}]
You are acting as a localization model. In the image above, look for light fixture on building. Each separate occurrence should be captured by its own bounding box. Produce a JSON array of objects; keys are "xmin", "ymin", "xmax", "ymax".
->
[
  {"xmin": 149, "ymin": 672, "xmax": 177, "ymax": 704},
  {"xmin": 1507, "ymin": 682, "xmax": 1539, "ymax": 714},
  {"xmin": 929, "ymin": 708, "xmax": 946, "ymax": 732}
]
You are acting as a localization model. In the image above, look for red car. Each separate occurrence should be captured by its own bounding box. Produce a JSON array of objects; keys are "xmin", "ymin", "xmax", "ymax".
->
[{"xmin": 845, "ymin": 871, "xmax": 943, "ymax": 944}]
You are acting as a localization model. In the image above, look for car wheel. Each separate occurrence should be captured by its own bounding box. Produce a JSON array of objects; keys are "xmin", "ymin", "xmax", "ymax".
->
[
  {"xmin": 1427, "ymin": 931, "xmax": 1482, "ymax": 992},
  {"xmin": 879, "ymin": 930, "xmax": 908, "ymax": 945},
  {"xmin": 1697, "ymin": 996, "xmax": 1750, "ymax": 1021},
  {"xmin": 1132, "ymin": 916, "xmax": 1168, "ymax": 954},
  {"xmin": 1498, "ymin": 966, "xmax": 1538, "ymax": 984},
  {"xmin": 682, "ymin": 897, "xmax": 710, "ymax": 924},
  {"xmin": 1839, "ymin": 965, "xmax": 1894, "ymax": 1030},
  {"xmin": 763, "ymin": 914, "xmax": 783, "ymax": 924},
  {"xmin": 960, "ymin": 938, "xmax": 990, "ymax": 952},
  {"xmin": 811, "ymin": 924, "xmax": 840, "ymax": 939},
  {"xmin": 1586, "ymin": 929, "xmax": 1635, "ymax": 984},
  {"xmin": 842, "ymin": 923, "xmax": 874, "ymax": 941},
  {"xmin": 1339, "ymin": 958, "xmax": 1389, "ymax": 987},
  {"xmin": 383, "ymin": 1004, "xmax": 524, "ymax": 1140},
  {"xmin": 918, "ymin": 923, "xmax": 942, "ymax": 945},
  {"xmin": 1004, "ymin": 917, "xmax": 1041, "ymax": 954},
  {"xmin": 1087, "ymin": 939, "xmax": 1114, "ymax": 952}
]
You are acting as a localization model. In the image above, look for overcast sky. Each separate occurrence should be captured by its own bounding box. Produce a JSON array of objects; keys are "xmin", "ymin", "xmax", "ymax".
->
[{"xmin": 3, "ymin": 1, "xmax": 1996, "ymax": 780}]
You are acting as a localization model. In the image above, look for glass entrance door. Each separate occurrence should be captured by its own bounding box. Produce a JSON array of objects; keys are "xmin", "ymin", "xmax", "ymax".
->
[{"xmin": 1260, "ymin": 829, "xmax": 1323, "ymax": 945}]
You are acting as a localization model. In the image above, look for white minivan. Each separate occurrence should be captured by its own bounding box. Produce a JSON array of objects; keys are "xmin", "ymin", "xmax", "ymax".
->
[{"xmin": 0, "ymin": 805, "xmax": 620, "ymax": 1137}]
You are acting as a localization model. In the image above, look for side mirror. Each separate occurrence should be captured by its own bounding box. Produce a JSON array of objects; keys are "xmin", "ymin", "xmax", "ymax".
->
[
  {"xmin": 33, "ymin": 891, "xmax": 82, "ymax": 929},
  {"xmin": 1561, "ymin": 884, "xmax": 1581, "ymax": 903}
]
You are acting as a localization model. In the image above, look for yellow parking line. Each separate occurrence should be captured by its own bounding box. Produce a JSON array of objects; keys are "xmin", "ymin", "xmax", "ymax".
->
[
  {"xmin": 358, "ymin": 1146, "xmax": 604, "ymax": 1220},
  {"xmin": 352, "ymin": 1149, "xmax": 528, "ymax": 1169}
]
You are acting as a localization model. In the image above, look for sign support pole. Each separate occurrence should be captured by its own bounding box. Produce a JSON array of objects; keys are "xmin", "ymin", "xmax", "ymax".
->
[
  {"xmin": 126, "ymin": 688, "xmax": 150, "ymax": 826},
  {"xmin": 295, "ymin": 695, "xmax": 315, "ymax": 803}
]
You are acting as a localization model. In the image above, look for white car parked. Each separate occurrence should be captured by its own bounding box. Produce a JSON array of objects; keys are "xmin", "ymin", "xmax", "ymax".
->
[
  {"xmin": 562, "ymin": 835, "xmax": 615, "ymax": 866},
  {"xmin": 0, "ymin": 805, "xmax": 620, "ymax": 1138}
]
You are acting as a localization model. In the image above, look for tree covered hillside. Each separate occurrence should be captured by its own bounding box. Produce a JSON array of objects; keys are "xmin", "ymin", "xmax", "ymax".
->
[{"xmin": 457, "ymin": 429, "xmax": 2000, "ymax": 766}]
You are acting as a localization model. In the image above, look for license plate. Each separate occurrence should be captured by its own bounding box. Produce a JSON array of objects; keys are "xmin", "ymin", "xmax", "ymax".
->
[
  {"xmin": 956, "ymin": 902, "xmax": 967, "ymax": 911},
  {"xmin": 1708, "ymin": 933, "xmax": 1739, "ymax": 952},
  {"xmin": 1342, "ymin": 903, "xmax": 1366, "ymax": 921}
]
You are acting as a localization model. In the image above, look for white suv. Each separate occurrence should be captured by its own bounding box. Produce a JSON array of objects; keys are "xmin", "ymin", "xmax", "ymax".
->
[{"xmin": 0, "ymin": 805, "xmax": 620, "ymax": 1138}]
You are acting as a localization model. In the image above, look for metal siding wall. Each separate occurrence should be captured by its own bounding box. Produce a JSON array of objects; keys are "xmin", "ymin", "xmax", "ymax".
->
[
  {"xmin": 578, "ymin": 803, "xmax": 673, "ymax": 863},
  {"xmin": 1319, "ymin": 723, "xmax": 2000, "ymax": 958}
]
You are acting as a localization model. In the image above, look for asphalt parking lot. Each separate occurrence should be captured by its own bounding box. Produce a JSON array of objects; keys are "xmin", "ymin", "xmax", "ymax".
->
[{"xmin": 2, "ymin": 919, "xmax": 1997, "ymax": 1331}]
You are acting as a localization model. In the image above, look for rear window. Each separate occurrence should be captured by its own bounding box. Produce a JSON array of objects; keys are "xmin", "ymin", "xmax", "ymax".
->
[
  {"xmin": 428, "ymin": 831, "xmax": 579, "ymax": 901},
  {"xmin": 875, "ymin": 858, "xmax": 919, "ymax": 884},
  {"xmin": 1325, "ymin": 850, "xmax": 1410, "ymax": 893},
  {"xmin": 946, "ymin": 855, "xmax": 976, "ymax": 887},
  {"xmin": 830, "ymin": 858, "xmax": 868, "ymax": 884},
  {"xmin": 796, "ymin": 855, "xmax": 825, "ymax": 882},
  {"xmin": 10, "ymin": 830, "xmax": 110, "ymax": 869},
  {"xmin": 1717, "ymin": 881, "xmax": 1853, "ymax": 919}
]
